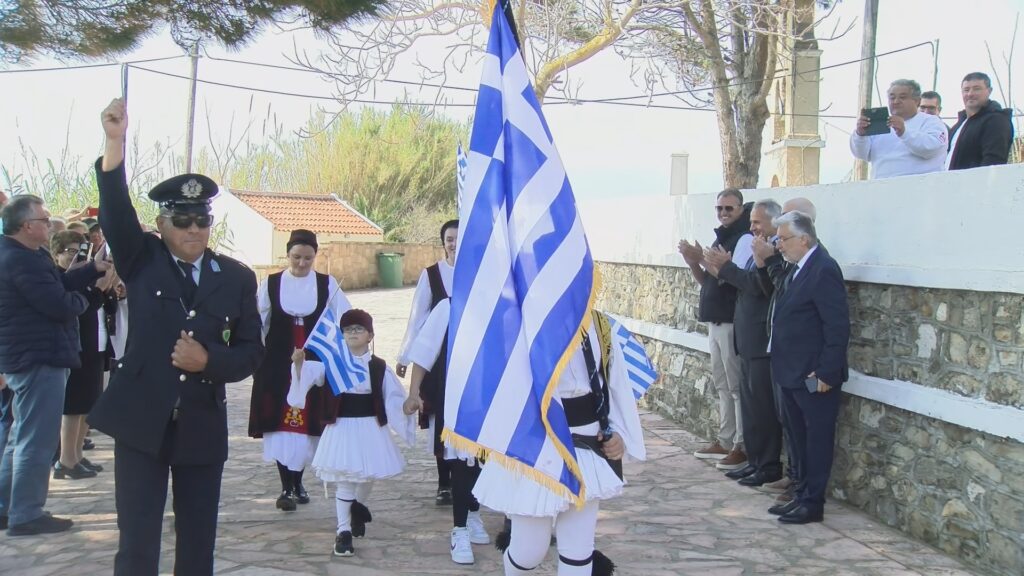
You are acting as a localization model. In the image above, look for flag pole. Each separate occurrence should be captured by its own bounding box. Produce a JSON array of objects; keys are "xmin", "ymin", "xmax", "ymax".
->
[{"xmin": 500, "ymin": 0, "xmax": 522, "ymax": 49}]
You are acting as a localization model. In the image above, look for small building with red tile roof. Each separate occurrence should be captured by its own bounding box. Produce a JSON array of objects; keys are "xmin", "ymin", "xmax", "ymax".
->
[{"xmin": 211, "ymin": 188, "xmax": 384, "ymax": 266}]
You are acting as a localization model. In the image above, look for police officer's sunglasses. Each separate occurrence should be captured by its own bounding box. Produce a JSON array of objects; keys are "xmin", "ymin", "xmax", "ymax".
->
[{"xmin": 170, "ymin": 214, "xmax": 215, "ymax": 229}]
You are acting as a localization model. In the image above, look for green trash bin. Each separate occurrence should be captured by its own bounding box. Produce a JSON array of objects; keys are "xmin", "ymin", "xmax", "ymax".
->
[{"xmin": 376, "ymin": 252, "xmax": 404, "ymax": 288}]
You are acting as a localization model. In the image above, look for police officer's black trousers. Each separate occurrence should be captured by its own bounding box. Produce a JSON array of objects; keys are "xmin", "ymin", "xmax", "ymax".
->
[{"xmin": 113, "ymin": 433, "xmax": 224, "ymax": 576}]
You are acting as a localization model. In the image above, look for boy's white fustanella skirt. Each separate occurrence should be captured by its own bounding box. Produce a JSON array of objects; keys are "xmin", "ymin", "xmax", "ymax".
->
[{"xmin": 312, "ymin": 416, "xmax": 406, "ymax": 483}]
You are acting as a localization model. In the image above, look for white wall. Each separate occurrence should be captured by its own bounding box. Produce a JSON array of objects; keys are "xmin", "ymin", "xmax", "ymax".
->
[
  {"xmin": 210, "ymin": 190, "xmax": 273, "ymax": 266},
  {"xmin": 590, "ymin": 163, "xmax": 1024, "ymax": 295}
]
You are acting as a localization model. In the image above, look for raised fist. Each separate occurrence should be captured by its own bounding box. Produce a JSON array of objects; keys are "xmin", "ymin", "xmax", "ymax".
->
[{"xmin": 101, "ymin": 98, "xmax": 128, "ymax": 141}]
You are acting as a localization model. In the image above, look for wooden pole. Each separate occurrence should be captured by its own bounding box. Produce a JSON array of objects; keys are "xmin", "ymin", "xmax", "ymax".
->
[
  {"xmin": 854, "ymin": 0, "xmax": 879, "ymax": 181},
  {"xmin": 184, "ymin": 42, "xmax": 200, "ymax": 172}
]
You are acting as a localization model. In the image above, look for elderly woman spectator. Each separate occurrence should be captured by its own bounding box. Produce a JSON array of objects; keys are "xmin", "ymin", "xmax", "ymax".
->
[{"xmin": 50, "ymin": 230, "xmax": 112, "ymax": 480}]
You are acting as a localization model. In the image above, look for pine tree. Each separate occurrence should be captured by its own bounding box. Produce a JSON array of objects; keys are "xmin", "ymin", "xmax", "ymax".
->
[{"xmin": 0, "ymin": 0, "xmax": 385, "ymax": 62}]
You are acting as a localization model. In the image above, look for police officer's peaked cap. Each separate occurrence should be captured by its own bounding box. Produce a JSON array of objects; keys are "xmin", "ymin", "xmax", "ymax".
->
[{"xmin": 149, "ymin": 173, "xmax": 219, "ymax": 213}]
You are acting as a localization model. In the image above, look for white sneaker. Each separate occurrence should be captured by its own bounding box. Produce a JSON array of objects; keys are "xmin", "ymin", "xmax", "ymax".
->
[
  {"xmin": 466, "ymin": 511, "xmax": 490, "ymax": 545},
  {"xmin": 450, "ymin": 527, "xmax": 475, "ymax": 564}
]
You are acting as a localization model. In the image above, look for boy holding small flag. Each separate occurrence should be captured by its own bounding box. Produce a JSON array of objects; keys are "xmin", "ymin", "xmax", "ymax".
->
[{"xmin": 288, "ymin": 309, "xmax": 415, "ymax": 557}]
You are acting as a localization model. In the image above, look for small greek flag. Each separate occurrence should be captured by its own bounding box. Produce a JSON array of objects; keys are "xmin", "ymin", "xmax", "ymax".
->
[
  {"xmin": 456, "ymin": 142, "xmax": 468, "ymax": 214},
  {"xmin": 304, "ymin": 308, "xmax": 367, "ymax": 395},
  {"xmin": 611, "ymin": 320, "xmax": 657, "ymax": 400}
]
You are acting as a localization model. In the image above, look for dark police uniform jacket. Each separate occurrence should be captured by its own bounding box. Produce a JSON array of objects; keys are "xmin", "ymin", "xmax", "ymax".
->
[{"xmin": 88, "ymin": 159, "xmax": 264, "ymax": 465}]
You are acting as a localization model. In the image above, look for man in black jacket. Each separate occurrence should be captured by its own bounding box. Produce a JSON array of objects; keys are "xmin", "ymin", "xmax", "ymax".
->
[
  {"xmin": 947, "ymin": 72, "xmax": 1015, "ymax": 170},
  {"xmin": 678, "ymin": 189, "xmax": 752, "ymax": 471},
  {"xmin": 90, "ymin": 98, "xmax": 264, "ymax": 576},
  {"xmin": 0, "ymin": 195, "xmax": 107, "ymax": 536}
]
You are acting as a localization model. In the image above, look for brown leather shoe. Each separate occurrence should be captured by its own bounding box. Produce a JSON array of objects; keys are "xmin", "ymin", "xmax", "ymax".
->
[
  {"xmin": 775, "ymin": 484, "xmax": 796, "ymax": 504},
  {"xmin": 758, "ymin": 477, "xmax": 793, "ymax": 494},
  {"xmin": 693, "ymin": 441, "xmax": 729, "ymax": 460},
  {"xmin": 715, "ymin": 448, "xmax": 748, "ymax": 470}
]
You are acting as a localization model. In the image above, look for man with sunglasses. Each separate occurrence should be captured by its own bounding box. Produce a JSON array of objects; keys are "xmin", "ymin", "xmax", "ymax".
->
[
  {"xmin": 678, "ymin": 189, "xmax": 752, "ymax": 473},
  {"xmin": 89, "ymin": 98, "xmax": 265, "ymax": 576}
]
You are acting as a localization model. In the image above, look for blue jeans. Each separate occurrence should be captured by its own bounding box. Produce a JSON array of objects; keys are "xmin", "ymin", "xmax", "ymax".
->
[
  {"xmin": 0, "ymin": 387, "xmax": 12, "ymax": 465},
  {"xmin": 0, "ymin": 365, "xmax": 69, "ymax": 524}
]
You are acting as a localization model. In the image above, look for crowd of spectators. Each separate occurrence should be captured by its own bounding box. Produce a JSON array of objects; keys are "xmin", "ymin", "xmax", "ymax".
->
[
  {"xmin": 0, "ymin": 196, "xmax": 128, "ymax": 534},
  {"xmin": 850, "ymin": 72, "xmax": 1015, "ymax": 180}
]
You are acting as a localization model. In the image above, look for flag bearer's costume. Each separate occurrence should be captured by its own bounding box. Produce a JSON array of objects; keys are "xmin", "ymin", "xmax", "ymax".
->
[{"xmin": 463, "ymin": 307, "xmax": 646, "ymax": 576}]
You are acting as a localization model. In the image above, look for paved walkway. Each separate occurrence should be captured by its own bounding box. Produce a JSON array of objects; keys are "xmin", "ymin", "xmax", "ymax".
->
[{"xmin": 0, "ymin": 287, "xmax": 983, "ymax": 575}]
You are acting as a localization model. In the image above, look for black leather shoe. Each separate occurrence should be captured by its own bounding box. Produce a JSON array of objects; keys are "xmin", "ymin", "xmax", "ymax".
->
[
  {"xmin": 724, "ymin": 465, "xmax": 757, "ymax": 480},
  {"xmin": 436, "ymin": 487, "xmax": 452, "ymax": 506},
  {"xmin": 82, "ymin": 438, "xmax": 95, "ymax": 451},
  {"xmin": 738, "ymin": 471, "xmax": 782, "ymax": 487},
  {"xmin": 768, "ymin": 499, "xmax": 801, "ymax": 516},
  {"xmin": 7, "ymin": 513, "xmax": 73, "ymax": 536},
  {"xmin": 276, "ymin": 490, "xmax": 297, "ymax": 511},
  {"xmin": 79, "ymin": 457, "xmax": 103, "ymax": 473},
  {"xmin": 778, "ymin": 505, "xmax": 824, "ymax": 524},
  {"xmin": 53, "ymin": 462, "xmax": 97, "ymax": 480},
  {"xmin": 295, "ymin": 483, "xmax": 310, "ymax": 505}
]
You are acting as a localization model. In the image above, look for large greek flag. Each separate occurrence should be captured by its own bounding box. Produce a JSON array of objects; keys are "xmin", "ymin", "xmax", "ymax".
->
[
  {"xmin": 610, "ymin": 319, "xmax": 658, "ymax": 400},
  {"xmin": 304, "ymin": 308, "xmax": 367, "ymax": 395},
  {"xmin": 442, "ymin": 2, "xmax": 596, "ymax": 503}
]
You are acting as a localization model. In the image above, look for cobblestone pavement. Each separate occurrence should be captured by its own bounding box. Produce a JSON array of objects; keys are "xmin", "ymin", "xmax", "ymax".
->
[{"xmin": 0, "ymin": 287, "xmax": 984, "ymax": 575}]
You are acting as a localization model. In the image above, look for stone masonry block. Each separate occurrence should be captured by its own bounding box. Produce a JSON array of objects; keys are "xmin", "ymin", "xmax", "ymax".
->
[
  {"xmin": 988, "ymin": 492, "xmax": 1024, "ymax": 533},
  {"xmin": 960, "ymin": 449, "xmax": 1003, "ymax": 484}
]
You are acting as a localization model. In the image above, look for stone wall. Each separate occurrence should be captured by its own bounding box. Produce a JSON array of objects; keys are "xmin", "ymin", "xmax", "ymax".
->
[
  {"xmin": 596, "ymin": 261, "xmax": 1024, "ymax": 576},
  {"xmin": 254, "ymin": 241, "xmax": 445, "ymax": 289}
]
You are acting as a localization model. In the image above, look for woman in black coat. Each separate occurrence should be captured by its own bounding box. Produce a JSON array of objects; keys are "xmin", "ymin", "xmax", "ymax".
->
[{"xmin": 51, "ymin": 230, "xmax": 109, "ymax": 479}]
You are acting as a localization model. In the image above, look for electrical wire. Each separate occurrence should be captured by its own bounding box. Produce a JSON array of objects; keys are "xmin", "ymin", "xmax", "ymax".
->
[
  {"xmin": 0, "ymin": 54, "xmax": 186, "ymax": 74},
  {"xmin": 126, "ymin": 64, "xmax": 478, "ymax": 106}
]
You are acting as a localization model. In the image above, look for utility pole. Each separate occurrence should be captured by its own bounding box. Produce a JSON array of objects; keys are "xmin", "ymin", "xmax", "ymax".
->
[
  {"xmin": 932, "ymin": 38, "xmax": 940, "ymax": 91},
  {"xmin": 184, "ymin": 42, "xmax": 200, "ymax": 173},
  {"xmin": 854, "ymin": 0, "xmax": 879, "ymax": 182}
]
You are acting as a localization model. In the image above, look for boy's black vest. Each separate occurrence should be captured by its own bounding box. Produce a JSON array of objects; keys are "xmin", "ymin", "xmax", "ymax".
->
[{"xmin": 337, "ymin": 355, "xmax": 388, "ymax": 427}]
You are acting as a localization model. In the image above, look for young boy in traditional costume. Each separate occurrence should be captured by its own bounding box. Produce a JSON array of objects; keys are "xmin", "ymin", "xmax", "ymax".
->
[{"xmin": 288, "ymin": 309, "xmax": 415, "ymax": 557}]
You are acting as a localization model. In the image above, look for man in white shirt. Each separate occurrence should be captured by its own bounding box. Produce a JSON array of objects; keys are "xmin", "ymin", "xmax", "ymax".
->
[{"xmin": 850, "ymin": 79, "xmax": 948, "ymax": 179}]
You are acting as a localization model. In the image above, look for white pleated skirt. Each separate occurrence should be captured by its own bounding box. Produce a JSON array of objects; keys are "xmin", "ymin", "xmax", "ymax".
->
[
  {"xmin": 262, "ymin": 431, "xmax": 318, "ymax": 472},
  {"xmin": 312, "ymin": 417, "xmax": 406, "ymax": 483},
  {"xmin": 473, "ymin": 447, "xmax": 624, "ymax": 518}
]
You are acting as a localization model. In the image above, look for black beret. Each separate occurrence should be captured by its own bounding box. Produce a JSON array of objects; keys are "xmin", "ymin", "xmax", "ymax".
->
[
  {"xmin": 81, "ymin": 217, "xmax": 100, "ymax": 231},
  {"xmin": 339, "ymin": 308, "xmax": 374, "ymax": 334},
  {"xmin": 287, "ymin": 229, "xmax": 318, "ymax": 252},
  {"xmin": 148, "ymin": 173, "xmax": 218, "ymax": 213}
]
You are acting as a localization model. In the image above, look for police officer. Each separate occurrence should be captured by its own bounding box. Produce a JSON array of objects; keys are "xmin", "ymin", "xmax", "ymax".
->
[{"xmin": 88, "ymin": 98, "xmax": 264, "ymax": 576}]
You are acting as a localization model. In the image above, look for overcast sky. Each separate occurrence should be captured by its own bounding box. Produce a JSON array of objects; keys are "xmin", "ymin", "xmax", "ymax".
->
[{"xmin": 1, "ymin": 0, "xmax": 1021, "ymax": 204}]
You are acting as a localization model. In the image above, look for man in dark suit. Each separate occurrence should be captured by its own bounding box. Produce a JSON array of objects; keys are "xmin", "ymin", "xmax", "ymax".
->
[
  {"xmin": 704, "ymin": 199, "xmax": 784, "ymax": 488},
  {"xmin": 89, "ymin": 98, "xmax": 264, "ymax": 576},
  {"xmin": 765, "ymin": 210, "xmax": 849, "ymax": 524}
]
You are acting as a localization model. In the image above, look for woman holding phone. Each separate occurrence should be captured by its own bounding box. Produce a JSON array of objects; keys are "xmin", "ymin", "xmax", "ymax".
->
[{"xmin": 50, "ymin": 230, "xmax": 111, "ymax": 479}]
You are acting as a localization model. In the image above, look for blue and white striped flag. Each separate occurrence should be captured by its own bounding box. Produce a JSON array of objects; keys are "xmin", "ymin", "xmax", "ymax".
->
[
  {"xmin": 456, "ymin": 142, "xmax": 468, "ymax": 215},
  {"xmin": 442, "ymin": 2, "xmax": 596, "ymax": 504},
  {"xmin": 610, "ymin": 319, "xmax": 658, "ymax": 400},
  {"xmin": 304, "ymin": 308, "xmax": 367, "ymax": 395}
]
